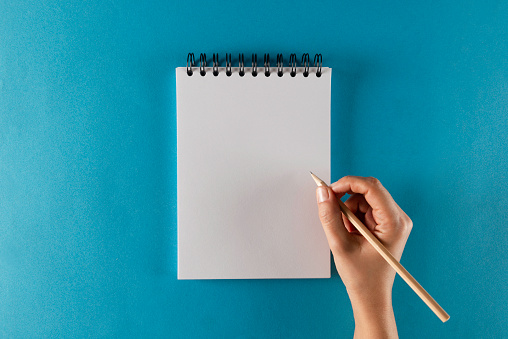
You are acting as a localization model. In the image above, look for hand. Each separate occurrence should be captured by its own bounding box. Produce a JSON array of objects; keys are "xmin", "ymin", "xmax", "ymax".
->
[{"xmin": 315, "ymin": 176, "xmax": 412, "ymax": 339}]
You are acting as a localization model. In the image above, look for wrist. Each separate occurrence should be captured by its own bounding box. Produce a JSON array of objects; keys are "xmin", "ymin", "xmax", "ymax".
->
[
  {"xmin": 348, "ymin": 290, "xmax": 398, "ymax": 339},
  {"xmin": 349, "ymin": 289, "xmax": 393, "ymax": 321},
  {"xmin": 347, "ymin": 284, "xmax": 392, "ymax": 306}
]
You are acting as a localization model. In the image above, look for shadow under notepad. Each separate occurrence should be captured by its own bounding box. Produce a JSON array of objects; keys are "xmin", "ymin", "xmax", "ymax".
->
[
  {"xmin": 329, "ymin": 57, "xmax": 370, "ymax": 276},
  {"xmin": 330, "ymin": 59, "xmax": 368, "ymax": 182}
]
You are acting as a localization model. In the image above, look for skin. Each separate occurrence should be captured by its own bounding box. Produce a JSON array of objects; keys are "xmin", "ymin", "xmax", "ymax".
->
[{"xmin": 315, "ymin": 176, "xmax": 413, "ymax": 339}]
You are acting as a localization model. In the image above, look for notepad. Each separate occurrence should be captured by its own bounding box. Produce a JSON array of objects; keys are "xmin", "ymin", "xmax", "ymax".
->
[{"xmin": 177, "ymin": 54, "xmax": 331, "ymax": 279}]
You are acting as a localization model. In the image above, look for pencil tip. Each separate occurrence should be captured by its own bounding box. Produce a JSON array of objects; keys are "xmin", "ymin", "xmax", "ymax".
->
[{"xmin": 310, "ymin": 171, "xmax": 327, "ymax": 187}]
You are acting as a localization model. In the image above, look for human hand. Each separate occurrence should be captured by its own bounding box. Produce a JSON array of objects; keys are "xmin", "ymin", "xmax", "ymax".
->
[{"xmin": 315, "ymin": 176, "xmax": 412, "ymax": 338}]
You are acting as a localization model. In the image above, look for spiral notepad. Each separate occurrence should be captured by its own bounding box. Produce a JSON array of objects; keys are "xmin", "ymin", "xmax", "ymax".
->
[{"xmin": 177, "ymin": 53, "xmax": 331, "ymax": 279}]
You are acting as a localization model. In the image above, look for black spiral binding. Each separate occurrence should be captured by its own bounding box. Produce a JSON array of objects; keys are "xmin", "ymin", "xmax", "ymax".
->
[
  {"xmin": 289, "ymin": 54, "xmax": 297, "ymax": 77},
  {"xmin": 302, "ymin": 53, "xmax": 310, "ymax": 77},
  {"xmin": 225, "ymin": 53, "xmax": 232, "ymax": 77},
  {"xmin": 314, "ymin": 54, "xmax": 322, "ymax": 77},
  {"xmin": 264, "ymin": 54, "xmax": 270, "ymax": 77},
  {"xmin": 199, "ymin": 53, "xmax": 206, "ymax": 76},
  {"xmin": 187, "ymin": 53, "xmax": 195, "ymax": 76},
  {"xmin": 276, "ymin": 54, "xmax": 283, "ymax": 77},
  {"xmin": 212, "ymin": 53, "xmax": 219, "ymax": 76},
  {"xmin": 239, "ymin": 53, "xmax": 245, "ymax": 77},
  {"xmin": 186, "ymin": 53, "xmax": 324, "ymax": 77},
  {"xmin": 252, "ymin": 54, "xmax": 257, "ymax": 77}
]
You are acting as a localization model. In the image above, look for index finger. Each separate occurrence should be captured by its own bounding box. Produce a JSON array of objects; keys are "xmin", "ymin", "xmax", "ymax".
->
[{"xmin": 330, "ymin": 176, "xmax": 398, "ymax": 217}]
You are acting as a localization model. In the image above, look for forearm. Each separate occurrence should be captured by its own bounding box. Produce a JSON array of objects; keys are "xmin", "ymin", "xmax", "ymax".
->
[{"xmin": 348, "ymin": 290, "xmax": 398, "ymax": 339}]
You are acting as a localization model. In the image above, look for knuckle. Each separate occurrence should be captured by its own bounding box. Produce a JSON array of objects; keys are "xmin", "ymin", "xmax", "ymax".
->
[
  {"xmin": 367, "ymin": 176, "xmax": 381, "ymax": 187},
  {"xmin": 398, "ymin": 214, "xmax": 413, "ymax": 233},
  {"xmin": 405, "ymin": 215, "xmax": 413, "ymax": 231},
  {"xmin": 340, "ymin": 175, "xmax": 354, "ymax": 185}
]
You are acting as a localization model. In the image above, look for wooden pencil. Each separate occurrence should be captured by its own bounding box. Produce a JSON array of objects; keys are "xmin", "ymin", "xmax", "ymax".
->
[{"xmin": 310, "ymin": 172, "xmax": 450, "ymax": 323}]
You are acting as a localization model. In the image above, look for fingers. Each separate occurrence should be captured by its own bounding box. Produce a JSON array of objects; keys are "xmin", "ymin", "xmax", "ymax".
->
[
  {"xmin": 344, "ymin": 193, "xmax": 370, "ymax": 214},
  {"xmin": 330, "ymin": 176, "xmax": 399, "ymax": 224},
  {"xmin": 316, "ymin": 186, "xmax": 354, "ymax": 254},
  {"xmin": 343, "ymin": 194, "xmax": 377, "ymax": 232}
]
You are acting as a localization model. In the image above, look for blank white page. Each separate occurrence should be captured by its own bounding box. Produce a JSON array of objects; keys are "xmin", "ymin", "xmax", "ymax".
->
[{"xmin": 176, "ymin": 67, "xmax": 331, "ymax": 279}]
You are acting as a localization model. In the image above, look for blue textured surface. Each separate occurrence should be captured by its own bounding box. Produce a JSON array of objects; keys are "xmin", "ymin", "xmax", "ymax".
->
[{"xmin": 0, "ymin": 1, "xmax": 506, "ymax": 337}]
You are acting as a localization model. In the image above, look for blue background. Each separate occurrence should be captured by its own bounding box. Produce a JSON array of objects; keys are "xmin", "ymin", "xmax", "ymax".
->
[{"xmin": 1, "ymin": 0, "xmax": 506, "ymax": 337}]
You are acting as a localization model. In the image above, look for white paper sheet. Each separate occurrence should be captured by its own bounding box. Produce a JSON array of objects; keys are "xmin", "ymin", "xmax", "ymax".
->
[{"xmin": 176, "ymin": 67, "xmax": 331, "ymax": 279}]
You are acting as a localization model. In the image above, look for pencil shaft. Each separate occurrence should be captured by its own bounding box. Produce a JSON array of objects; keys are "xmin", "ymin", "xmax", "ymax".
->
[{"xmin": 337, "ymin": 200, "xmax": 449, "ymax": 322}]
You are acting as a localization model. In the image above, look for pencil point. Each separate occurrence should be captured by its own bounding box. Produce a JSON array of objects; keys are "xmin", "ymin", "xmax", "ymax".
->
[{"xmin": 310, "ymin": 171, "xmax": 327, "ymax": 187}]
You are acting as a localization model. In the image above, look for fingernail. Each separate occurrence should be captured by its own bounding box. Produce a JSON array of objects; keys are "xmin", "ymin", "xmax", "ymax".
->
[{"xmin": 317, "ymin": 187, "xmax": 329, "ymax": 203}]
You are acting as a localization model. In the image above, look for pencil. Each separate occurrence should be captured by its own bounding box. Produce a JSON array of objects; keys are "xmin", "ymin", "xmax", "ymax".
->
[{"xmin": 310, "ymin": 172, "xmax": 450, "ymax": 323}]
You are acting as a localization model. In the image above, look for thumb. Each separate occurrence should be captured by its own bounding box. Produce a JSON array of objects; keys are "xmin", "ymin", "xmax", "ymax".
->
[{"xmin": 316, "ymin": 186, "xmax": 351, "ymax": 254}]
